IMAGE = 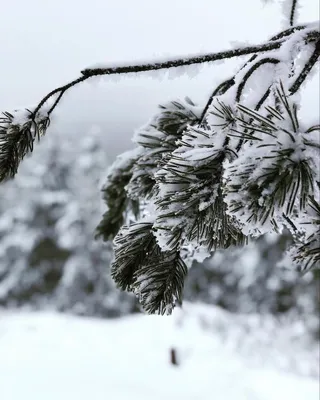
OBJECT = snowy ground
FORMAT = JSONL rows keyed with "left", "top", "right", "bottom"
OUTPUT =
{"left": 0, "top": 304, "right": 318, "bottom": 400}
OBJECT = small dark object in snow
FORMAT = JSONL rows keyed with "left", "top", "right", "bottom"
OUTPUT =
{"left": 170, "top": 348, "right": 179, "bottom": 366}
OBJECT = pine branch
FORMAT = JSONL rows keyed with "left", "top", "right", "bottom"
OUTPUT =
{"left": 81, "top": 41, "right": 284, "bottom": 77}
{"left": 235, "top": 58, "right": 280, "bottom": 102}
{"left": 111, "top": 222, "right": 187, "bottom": 315}
{"left": 270, "top": 24, "right": 307, "bottom": 41}
{"left": 111, "top": 222, "right": 155, "bottom": 291}
{"left": 231, "top": 31, "right": 319, "bottom": 151}
{"left": 127, "top": 98, "right": 201, "bottom": 201}
{"left": 133, "top": 248, "right": 187, "bottom": 315}
{"left": 289, "top": 197, "right": 320, "bottom": 272}
{"left": 97, "top": 97, "right": 202, "bottom": 241}
{"left": 1, "top": 11, "right": 319, "bottom": 313}
{"left": 0, "top": 110, "right": 50, "bottom": 182}
{"left": 36, "top": 37, "right": 285, "bottom": 118}
{"left": 199, "top": 78, "right": 235, "bottom": 125}
{"left": 154, "top": 121, "right": 246, "bottom": 253}
{"left": 234, "top": 87, "right": 272, "bottom": 152}
{"left": 32, "top": 75, "right": 88, "bottom": 118}
{"left": 0, "top": 24, "right": 317, "bottom": 186}
{"left": 199, "top": 23, "right": 314, "bottom": 126}
{"left": 28, "top": 24, "right": 317, "bottom": 124}
{"left": 127, "top": 157, "right": 159, "bottom": 201}
{"left": 224, "top": 83, "right": 319, "bottom": 233}
{"left": 293, "top": 236, "right": 320, "bottom": 272}
{"left": 95, "top": 150, "right": 141, "bottom": 241}
{"left": 143, "top": 97, "right": 200, "bottom": 145}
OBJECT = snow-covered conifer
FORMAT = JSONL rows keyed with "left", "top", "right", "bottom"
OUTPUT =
{"left": 0, "top": 0, "right": 318, "bottom": 314}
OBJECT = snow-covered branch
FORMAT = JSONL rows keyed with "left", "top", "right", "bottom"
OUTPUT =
{"left": 289, "top": 38, "right": 320, "bottom": 94}
{"left": 31, "top": 23, "right": 319, "bottom": 120}
{"left": 34, "top": 38, "right": 285, "bottom": 119}
{"left": 1, "top": 1, "right": 320, "bottom": 315}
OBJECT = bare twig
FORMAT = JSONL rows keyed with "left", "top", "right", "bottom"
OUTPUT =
{"left": 235, "top": 58, "right": 280, "bottom": 102}
{"left": 32, "top": 75, "right": 88, "bottom": 118}
{"left": 289, "top": 0, "right": 298, "bottom": 27}
{"left": 289, "top": 39, "right": 320, "bottom": 94}
{"left": 199, "top": 78, "right": 235, "bottom": 124}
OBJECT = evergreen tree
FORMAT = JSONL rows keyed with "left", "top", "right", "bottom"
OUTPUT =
{"left": 0, "top": 0, "right": 319, "bottom": 314}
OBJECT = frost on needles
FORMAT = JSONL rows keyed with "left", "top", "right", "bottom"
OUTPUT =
{"left": 0, "top": 1, "right": 319, "bottom": 314}
{"left": 101, "top": 82, "right": 319, "bottom": 315}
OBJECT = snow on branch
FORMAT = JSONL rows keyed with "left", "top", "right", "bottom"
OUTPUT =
{"left": 0, "top": 2, "right": 319, "bottom": 314}
{"left": 81, "top": 40, "right": 284, "bottom": 77}
{"left": 99, "top": 21, "right": 319, "bottom": 313}
{"left": 289, "top": 39, "right": 320, "bottom": 94}
{"left": 105, "top": 75, "right": 319, "bottom": 315}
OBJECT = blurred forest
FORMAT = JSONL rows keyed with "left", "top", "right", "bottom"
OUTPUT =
{"left": 0, "top": 128, "right": 318, "bottom": 338}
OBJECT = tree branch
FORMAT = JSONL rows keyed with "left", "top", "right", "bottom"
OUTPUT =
{"left": 235, "top": 58, "right": 280, "bottom": 102}
{"left": 28, "top": 40, "right": 284, "bottom": 121}
{"left": 270, "top": 24, "right": 306, "bottom": 41}
{"left": 289, "top": 39, "right": 320, "bottom": 95}
{"left": 81, "top": 41, "right": 283, "bottom": 78}
{"left": 12, "top": 25, "right": 318, "bottom": 131}
{"left": 197, "top": 24, "right": 312, "bottom": 127}
{"left": 289, "top": 0, "right": 298, "bottom": 27}
{"left": 27, "top": 40, "right": 286, "bottom": 121}
{"left": 199, "top": 54, "right": 261, "bottom": 125}
{"left": 235, "top": 86, "right": 272, "bottom": 152}
{"left": 48, "top": 90, "right": 66, "bottom": 115}
{"left": 199, "top": 78, "right": 235, "bottom": 124}
{"left": 198, "top": 57, "right": 278, "bottom": 128}
{"left": 32, "top": 75, "right": 88, "bottom": 118}
{"left": 27, "top": 24, "right": 317, "bottom": 121}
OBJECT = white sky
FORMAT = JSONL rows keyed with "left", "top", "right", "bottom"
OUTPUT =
{"left": 0, "top": 0, "right": 319, "bottom": 157}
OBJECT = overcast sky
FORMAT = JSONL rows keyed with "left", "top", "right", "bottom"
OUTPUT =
{"left": 0, "top": 0, "right": 319, "bottom": 157}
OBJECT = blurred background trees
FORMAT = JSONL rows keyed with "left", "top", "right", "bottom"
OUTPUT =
{"left": 0, "top": 128, "right": 138, "bottom": 317}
